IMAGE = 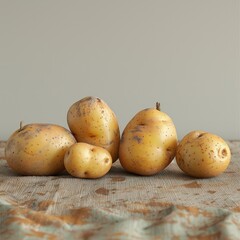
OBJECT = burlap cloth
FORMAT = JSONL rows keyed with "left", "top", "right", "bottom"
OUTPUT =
{"left": 0, "top": 141, "right": 240, "bottom": 239}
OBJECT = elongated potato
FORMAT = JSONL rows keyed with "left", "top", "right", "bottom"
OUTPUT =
{"left": 119, "top": 103, "right": 178, "bottom": 175}
{"left": 5, "top": 123, "right": 76, "bottom": 175}
{"left": 64, "top": 142, "right": 112, "bottom": 178}
{"left": 67, "top": 96, "right": 120, "bottom": 162}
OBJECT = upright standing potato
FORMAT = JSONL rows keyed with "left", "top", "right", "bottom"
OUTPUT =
{"left": 67, "top": 96, "right": 120, "bottom": 162}
{"left": 64, "top": 142, "right": 112, "bottom": 179}
{"left": 119, "top": 103, "right": 178, "bottom": 175}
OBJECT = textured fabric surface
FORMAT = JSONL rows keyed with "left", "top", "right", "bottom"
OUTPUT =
{"left": 0, "top": 141, "right": 240, "bottom": 239}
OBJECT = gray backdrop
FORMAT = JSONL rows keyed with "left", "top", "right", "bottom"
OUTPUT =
{"left": 0, "top": 0, "right": 239, "bottom": 141}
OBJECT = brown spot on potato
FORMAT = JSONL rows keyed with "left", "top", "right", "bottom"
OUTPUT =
{"left": 104, "top": 158, "right": 109, "bottom": 164}
{"left": 221, "top": 148, "right": 227, "bottom": 157}
{"left": 130, "top": 126, "right": 143, "bottom": 133}
{"left": 66, "top": 150, "right": 70, "bottom": 156}
{"left": 95, "top": 187, "right": 109, "bottom": 195}
{"left": 198, "top": 133, "right": 205, "bottom": 138}
{"left": 133, "top": 136, "right": 142, "bottom": 143}
{"left": 166, "top": 148, "right": 175, "bottom": 160}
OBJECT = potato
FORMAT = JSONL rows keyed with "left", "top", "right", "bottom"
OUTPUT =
{"left": 119, "top": 103, "right": 178, "bottom": 176}
{"left": 176, "top": 131, "right": 231, "bottom": 178}
{"left": 67, "top": 96, "right": 120, "bottom": 162}
{"left": 64, "top": 142, "right": 112, "bottom": 178}
{"left": 5, "top": 123, "right": 76, "bottom": 175}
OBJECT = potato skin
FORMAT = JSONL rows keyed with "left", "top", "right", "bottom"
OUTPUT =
{"left": 5, "top": 124, "right": 76, "bottom": 176}
{"left": 67, "top": 96, "right": 120, "bottom": 162}
{"left": 64, "top": 142, "right": 112, "bottom": 178}
{"left": 119, "top": 107, "right": 178, "bottom": 176}
{"left": 176, "top": 131, "right": 231, "bottom": 178}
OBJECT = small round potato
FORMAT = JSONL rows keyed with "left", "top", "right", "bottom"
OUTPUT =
{"left": 176, "top": 131, "right": 231, "bottom": 178}
{"left": 64, "top": 142, "right": 112, "bottom": 179}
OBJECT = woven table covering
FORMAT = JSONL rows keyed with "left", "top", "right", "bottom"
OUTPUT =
{"left": 0, "top": 140, "right": 240, "bottom": 239}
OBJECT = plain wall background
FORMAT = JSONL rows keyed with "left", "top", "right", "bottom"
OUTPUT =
{"left": 0, "top": 0, "right": 239, "bottom": 141}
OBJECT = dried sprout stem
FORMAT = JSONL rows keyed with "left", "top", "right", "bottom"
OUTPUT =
{"left": 156, "top": 102, "right": 161, "bottom": 111}
{"left": 19, "top": 121, "right": 24, "bottom": 131}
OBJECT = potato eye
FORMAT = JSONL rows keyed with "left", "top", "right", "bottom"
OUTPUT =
{"left": 221, "top": 148, "right": 227, "bottom": 157}
{"left": 104, "top": 158, "right": 109, "bottom": 164}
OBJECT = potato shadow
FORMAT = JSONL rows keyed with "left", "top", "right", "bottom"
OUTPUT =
{"left": 0, "top": 159, "right": 208, "bottom": 182}
{"left": 108, "top": 160, "right": 195, "bottom": 180}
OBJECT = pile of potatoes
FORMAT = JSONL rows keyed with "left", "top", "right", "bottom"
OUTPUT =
{"left": 5, "top": 96, "right": 231, "bottom": 179}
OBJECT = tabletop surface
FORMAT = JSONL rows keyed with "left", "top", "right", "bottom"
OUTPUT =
{"left": 0, "top": 141, "right": 240, "bottom": 239}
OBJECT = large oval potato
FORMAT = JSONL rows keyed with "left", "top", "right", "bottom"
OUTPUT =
{"left": 64, "top": 142, "right": 112, "bottom": 178}
{"left": 119, "top": 103, "right": 178, "bottom": 176}
{"left": 67, "top": 96, "right": 120, "bottom": 162}
{"left": 5, "top": 123, "right": 76, "bottom": 175}
{"left": 176, "top": 130, "right": 231, "bottom": 178}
